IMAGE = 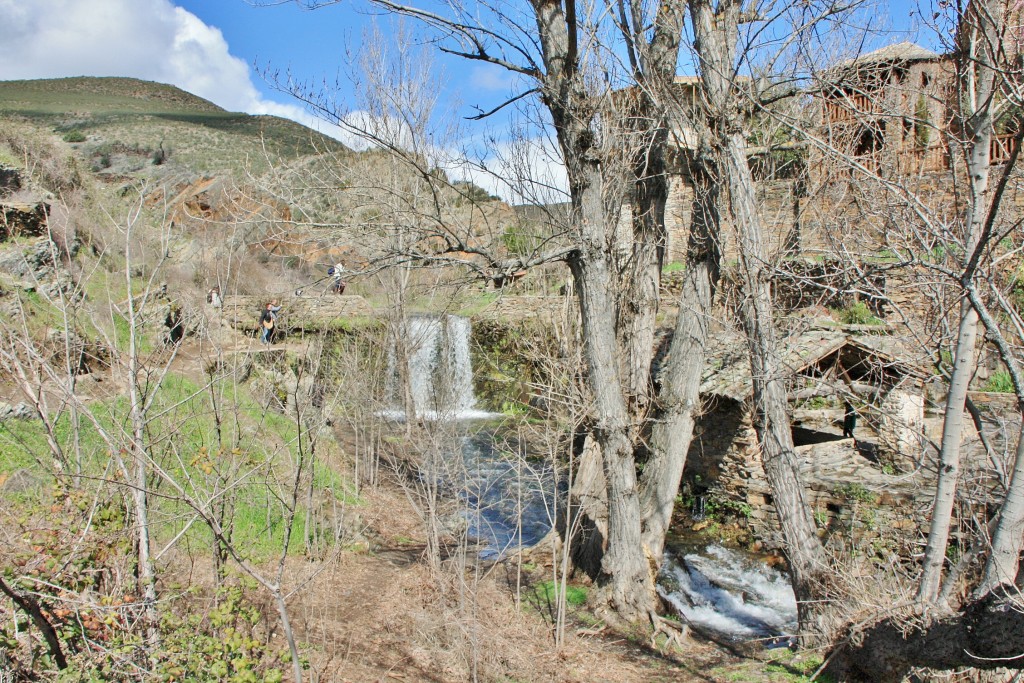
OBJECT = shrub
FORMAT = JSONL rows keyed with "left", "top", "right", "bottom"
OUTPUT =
{"left": 502, "top": 223, "right": 539, "bottom": 256}
{"left": 705, "top": 493, "right": 752, "bottom": 520}
{"left": 834, "top": 483, "right": 877, "bottom": 504}
{"left": 984, "top": 370, "right": 1015, "bottom": 394}
{"left": 62, "top": 129, "right": 87, "bottom": 143}
{"left": 833, "top": 301, "right": 882, "bottom": 326}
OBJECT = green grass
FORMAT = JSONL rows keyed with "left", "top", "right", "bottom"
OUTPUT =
{"left": 662, "top": 261, "right": 686, "bottom": 274}
{"left": 0, "top": 77, "right": 350, "bottom": 179}
{"left": 710, "top": 651, "right": 830, "bottom": 683}
{"left": 527, "top": 580, "right": 588, "bottom": 609}
{"left": 983, "top": 370, "right": 1016, "bottom": 393}
{"left": 1, "top": 368, "right": 355, "bottom": 562}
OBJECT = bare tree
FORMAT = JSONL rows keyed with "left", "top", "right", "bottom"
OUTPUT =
{"left": 784, "top": 0, "right": 1024, "bottom": 676}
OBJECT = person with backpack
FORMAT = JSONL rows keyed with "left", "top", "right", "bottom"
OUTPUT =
{"left": 259, "top": 301, "right": 281, "bottom": 344}
{"left": 327, "top": 263, "right": 346, "bottom": 295}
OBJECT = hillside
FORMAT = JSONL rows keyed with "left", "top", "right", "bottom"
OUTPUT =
{"left": 0, "top": 77, "right": 351, "bottom": 178}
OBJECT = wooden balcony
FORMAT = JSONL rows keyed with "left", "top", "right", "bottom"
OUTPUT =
{"left": 991, "top": 133, "right": 1018, "bottom": 164}
{"left": 895, "top": 144, "right": 949, "bottom": 173}
{"left": 823, "top": 92, "right": 881, "bottom": 123}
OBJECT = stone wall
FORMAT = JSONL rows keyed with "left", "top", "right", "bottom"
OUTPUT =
{"left": 470, "top": 294, "right": 569, "bottom": 325}
{"left": 1, "top": 202, "right": 49, "bottom": 240}
{"left": 686, "top": 395, "right": 925, "bottom": 542}
{"left": 219, "top": 294, "right": 374, "bottom": 332}
{"left": 627, "top": 173, "right": 811, "bottom": 267}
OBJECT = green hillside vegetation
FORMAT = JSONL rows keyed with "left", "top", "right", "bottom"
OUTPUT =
{"left": 0, "top": 77, "right": 350, "bottom": 177}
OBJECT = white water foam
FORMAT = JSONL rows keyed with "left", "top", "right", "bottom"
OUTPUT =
{"left": 657, "top": 544, "right": 798, "bottom": 641}
{"left": 382, "top": 315, "right": 498, "bottom": 421}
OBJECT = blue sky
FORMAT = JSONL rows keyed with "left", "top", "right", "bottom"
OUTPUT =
{"left": 0, "top": 0, "right": 519, "bottom": 135}
{"left": 0, "top": 0, "right": 934, "bottom": 200}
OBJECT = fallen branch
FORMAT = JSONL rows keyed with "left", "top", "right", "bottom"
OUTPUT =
{"left": 0, "top": 577, "right": 68, "bottom": 670}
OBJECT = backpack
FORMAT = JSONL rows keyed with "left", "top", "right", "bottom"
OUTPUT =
{"left": 259, "top": 309, "right": 273, "bottom": 329}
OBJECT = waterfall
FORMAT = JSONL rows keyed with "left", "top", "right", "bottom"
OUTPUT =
{"left": 387, "top": 315, "right": 492, "bottom": 421}
{"left": 691, "top": 495, "right": 707, "bottom": 522}
{"left": 382, "top": 315, "right": 552, "bottom": 559}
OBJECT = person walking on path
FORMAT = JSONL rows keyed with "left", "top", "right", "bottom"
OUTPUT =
{"left": 842, "top": 402, "right": 857, "bottom": 440}
{"left": 327, "top": 263, "right": 346, "bottom": 295}
{"left": 259, "top": 300, "right": 281, "bottom": 345}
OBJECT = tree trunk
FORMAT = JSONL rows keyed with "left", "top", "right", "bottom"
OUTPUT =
{"left": 535, "top": 0, "right": 655, "bottom": 620}
{"left": 917, "top": 0, "right": 999, "bottom": 605}
{"left": 728, "top": 127, "right": 827, "bottom": 636}
{"left": 965, "top": 284, "right": 1024, "bottom": 595}
{"left": 568, "top": 195, "right": 653, "bottom": 617}
{"left": 0, "top": 577, "right": 68, "bottom": 670}
{"left": 918, "top": 299, "right": 980, "bottom": 604}
{"left": 690, "top": 0, "right": 826, "bottom": 637}
{"left": 124, "top": 237, "right": 159, "bottom": 639}
{"left": 274, "top": 591, "right": 304, "bottom": 683}
{"left": 640, "top": 160, "right": 721, "bottom": 559}
{"left": 981, "top": 419, "right": 1024, "bottom": 592}
{"left": 615, "top": 0, "right": 683, "bottom": 417}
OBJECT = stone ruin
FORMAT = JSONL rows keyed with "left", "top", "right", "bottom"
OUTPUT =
{"left": 683, "top": 324, "right": 930, "bottom": 539}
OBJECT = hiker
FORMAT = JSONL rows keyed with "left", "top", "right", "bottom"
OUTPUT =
{"left": 207, "top": 286, "right": 222, "bottom": 308}
{"left": 843, "top": 402, "right": 857, "bottom": 439}
{"left": 164, "top": 304, "right": 184, "bottom": 346}
{"left": 259, "top": 301, "right": 281, "bottom": 345}
{"left": 327, "top": 263, "right": 346, "bottom": 295}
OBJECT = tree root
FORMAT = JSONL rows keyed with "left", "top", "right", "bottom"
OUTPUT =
{"left": 649, "top": 609, "right": 689, "bottom": 652}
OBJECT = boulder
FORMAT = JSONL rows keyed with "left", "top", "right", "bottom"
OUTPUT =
{"left": 0, "top": 401, "right": 35, "bottom": 420}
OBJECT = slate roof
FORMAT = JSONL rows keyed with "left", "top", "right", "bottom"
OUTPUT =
{"left": 856, "top": 42, "right": 941, "bottom": 64}
{"left": 836, "top": 41, "right": 941, "bottom": 70}
{"left": 698, "top": 327, "right": 924, "bottom": 402}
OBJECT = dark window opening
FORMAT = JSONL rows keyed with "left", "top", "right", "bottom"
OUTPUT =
{"left": 855, "top": 124, "right": 885, "bottom": 157}
{"left": 792, "top": 425, "right": 845, "bottom": 447}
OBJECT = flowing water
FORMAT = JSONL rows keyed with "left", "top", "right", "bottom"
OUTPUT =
{"left": 658, "top": 544, "right": 798, "bottom": 643}
{"left": 385, "top": 314, "right": 553, "bottom": 558}
{"left": 385, "top": 315, "right": 792, "bottom": 625}
{"left": 383, "top": 315, "right": 495, "bottom": 421}
{"left": 455, "top": 431, "right": 555, "bottom": 560}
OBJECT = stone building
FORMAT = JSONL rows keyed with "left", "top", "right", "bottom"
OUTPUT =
{"left": 618, "top": 39, "right": 1021, "bottom": 267}
{"left": 683, "top": 324, "right": 927, "bottom": 526}
{"left": 815, "top": 37, "right": 1020, "bottom": 177}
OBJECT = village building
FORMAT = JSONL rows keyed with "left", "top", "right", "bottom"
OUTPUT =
{"left": 616, "top": 39, "right": 1021, "bottom": 268}
{"left": 815, "top": 41, "right": 1019, "bottom": 179}
{"left": 681, "top": 324, "right": 928, "bottom": 528}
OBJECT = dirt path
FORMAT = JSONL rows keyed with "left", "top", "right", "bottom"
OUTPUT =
{"left": 276, "top": 482, "right": 734, "bottom": 683}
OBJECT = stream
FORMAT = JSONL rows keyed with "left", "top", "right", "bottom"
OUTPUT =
{"left": 387, "top": 314, "right": 798, "bottom": 641}
{"left": 658, "top": 544, "right": 798, "bottom": 643}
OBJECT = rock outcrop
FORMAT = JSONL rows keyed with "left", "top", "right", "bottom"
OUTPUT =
{"left": 1, "top": 202, "right": 49, "bottom": 240}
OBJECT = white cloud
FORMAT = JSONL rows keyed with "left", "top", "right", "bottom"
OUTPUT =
{"left": 468, "top": 65, "right": 516, "bottom": 92}
{"left": 453, "top": 134, "right": 569, "bottom": 206}
{"left": 0, "top": 0, "right": 361, "bottom": 144}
